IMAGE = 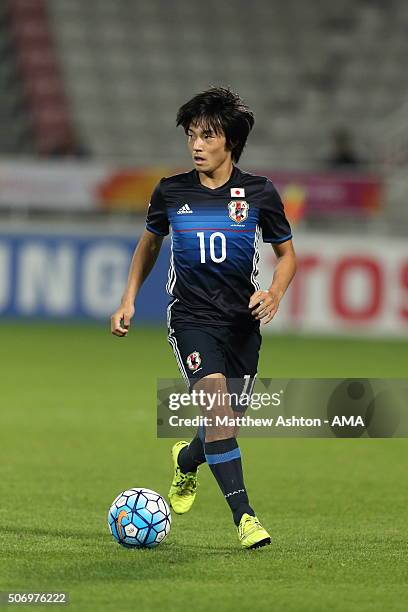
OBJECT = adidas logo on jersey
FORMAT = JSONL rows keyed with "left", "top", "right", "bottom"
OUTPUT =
{"left": 177, "top": 204, "right": 193, "bottom": 214}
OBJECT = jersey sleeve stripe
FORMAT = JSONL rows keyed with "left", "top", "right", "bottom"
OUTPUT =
{"left": 263, "top": 233, "right": 292, "bottom": 244}
{"left": 146, "top": 224, "right": 167, "bottom": 236}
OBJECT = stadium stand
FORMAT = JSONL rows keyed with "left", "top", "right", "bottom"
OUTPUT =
{"left": 10, "top": 0, "right": 73, "bottom": 155}
{"left": 45, "top": 0, "right": 408, "bottom": 168}
{"left": 0, "top": 0, "right": 34, "bottom": 154}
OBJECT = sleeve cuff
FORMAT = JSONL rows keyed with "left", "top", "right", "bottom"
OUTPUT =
{"left": 146, "top": 224, "right": 168, "bottom": 237}
{"left": 263, "top": 233, "right": 292, "bottom": 244}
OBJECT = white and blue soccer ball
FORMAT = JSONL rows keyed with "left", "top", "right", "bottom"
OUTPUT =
{"left": 108, "top": 488, "right": 171, "bottom": 549}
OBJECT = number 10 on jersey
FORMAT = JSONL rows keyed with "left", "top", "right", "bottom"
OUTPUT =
{"left": 196, "top": 232, "right": 226, "bottom": 264}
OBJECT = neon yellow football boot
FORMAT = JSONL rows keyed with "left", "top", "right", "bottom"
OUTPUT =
{"left": 238, "top": 513, "right": 271, "bottom": 549}
{"left": 168, "top": 441, "right": 198, "bottom": 514}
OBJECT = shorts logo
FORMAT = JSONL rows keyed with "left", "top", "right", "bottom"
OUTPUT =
{"left": 228, "top": 200, "right": 249, "bottom": 223}
{"left": 186, "top": 351, "right": 201, "bottom": 371}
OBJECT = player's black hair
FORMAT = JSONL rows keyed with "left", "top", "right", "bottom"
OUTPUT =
{"left": 176, "top": 86, "right": 255, "bottom": 163}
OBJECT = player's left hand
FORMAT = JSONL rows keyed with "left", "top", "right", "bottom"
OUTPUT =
{"left": 249, "top": 289, "right": 281, "bottom": 324}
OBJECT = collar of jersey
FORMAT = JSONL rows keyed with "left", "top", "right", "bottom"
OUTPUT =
{"left": 193, "top": 165, "right": 240, "bottom": 193}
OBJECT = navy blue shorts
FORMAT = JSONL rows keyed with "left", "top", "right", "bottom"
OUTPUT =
{"left": 168, "top": 323, "right": 262, "bottom": 411}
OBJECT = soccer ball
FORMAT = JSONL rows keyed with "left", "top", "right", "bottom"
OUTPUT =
{"left": 108, "top": 488, "right": 171, "bottom": 548}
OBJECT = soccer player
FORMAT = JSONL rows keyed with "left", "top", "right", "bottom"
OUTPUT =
{"left": 111, "top": 87, "right": 297, "bottom": 549}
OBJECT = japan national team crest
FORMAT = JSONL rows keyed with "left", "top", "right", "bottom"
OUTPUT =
{"left": 228, "top": 200, "right": 249, "bottom": 223}
{"left": 186, "top": 351, "right": 201, "bottom": 372}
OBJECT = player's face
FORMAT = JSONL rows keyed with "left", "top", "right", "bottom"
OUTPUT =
{"left": 187, "top": 124, "right": 232, "bottom": 173}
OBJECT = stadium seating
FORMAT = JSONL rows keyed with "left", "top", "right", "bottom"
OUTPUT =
{"left": 0, "top": 1, "right": 34, "bottom": 154}
{"left": 44, "top": 0, "right": 408, "bottom": 167}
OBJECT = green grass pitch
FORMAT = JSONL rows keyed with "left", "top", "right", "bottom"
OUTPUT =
{"left": 0, "top": 323, "right": 407, "bottom": 611}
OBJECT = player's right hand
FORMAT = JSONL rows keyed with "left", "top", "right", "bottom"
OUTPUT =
{"left": 111, "top": 303, "right": 135, "bottom": 337}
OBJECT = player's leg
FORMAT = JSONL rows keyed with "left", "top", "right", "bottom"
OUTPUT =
{"left": 169, "top": 325, "right": 224, "bottom": 475}
{"left": 196, "top": 371, "right": 269, "bottom": 548}
{"left": 195, "top": 372, "right": 255, "bottom": 521}
{"left": 225, "top": 326, "right": 262, "bottom": 435}
{"left": 223, "top": 327, "right": 271, "bottom": 548}
{"left": 177, "top": 424, "right": 206, "bottom": 474}
{"left": 167, "top": 326, "right": 224, "bottom": 513}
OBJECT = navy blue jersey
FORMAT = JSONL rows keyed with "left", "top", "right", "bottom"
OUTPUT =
{"left": 145, "top": 166, "right": 292, "bottom": 328}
